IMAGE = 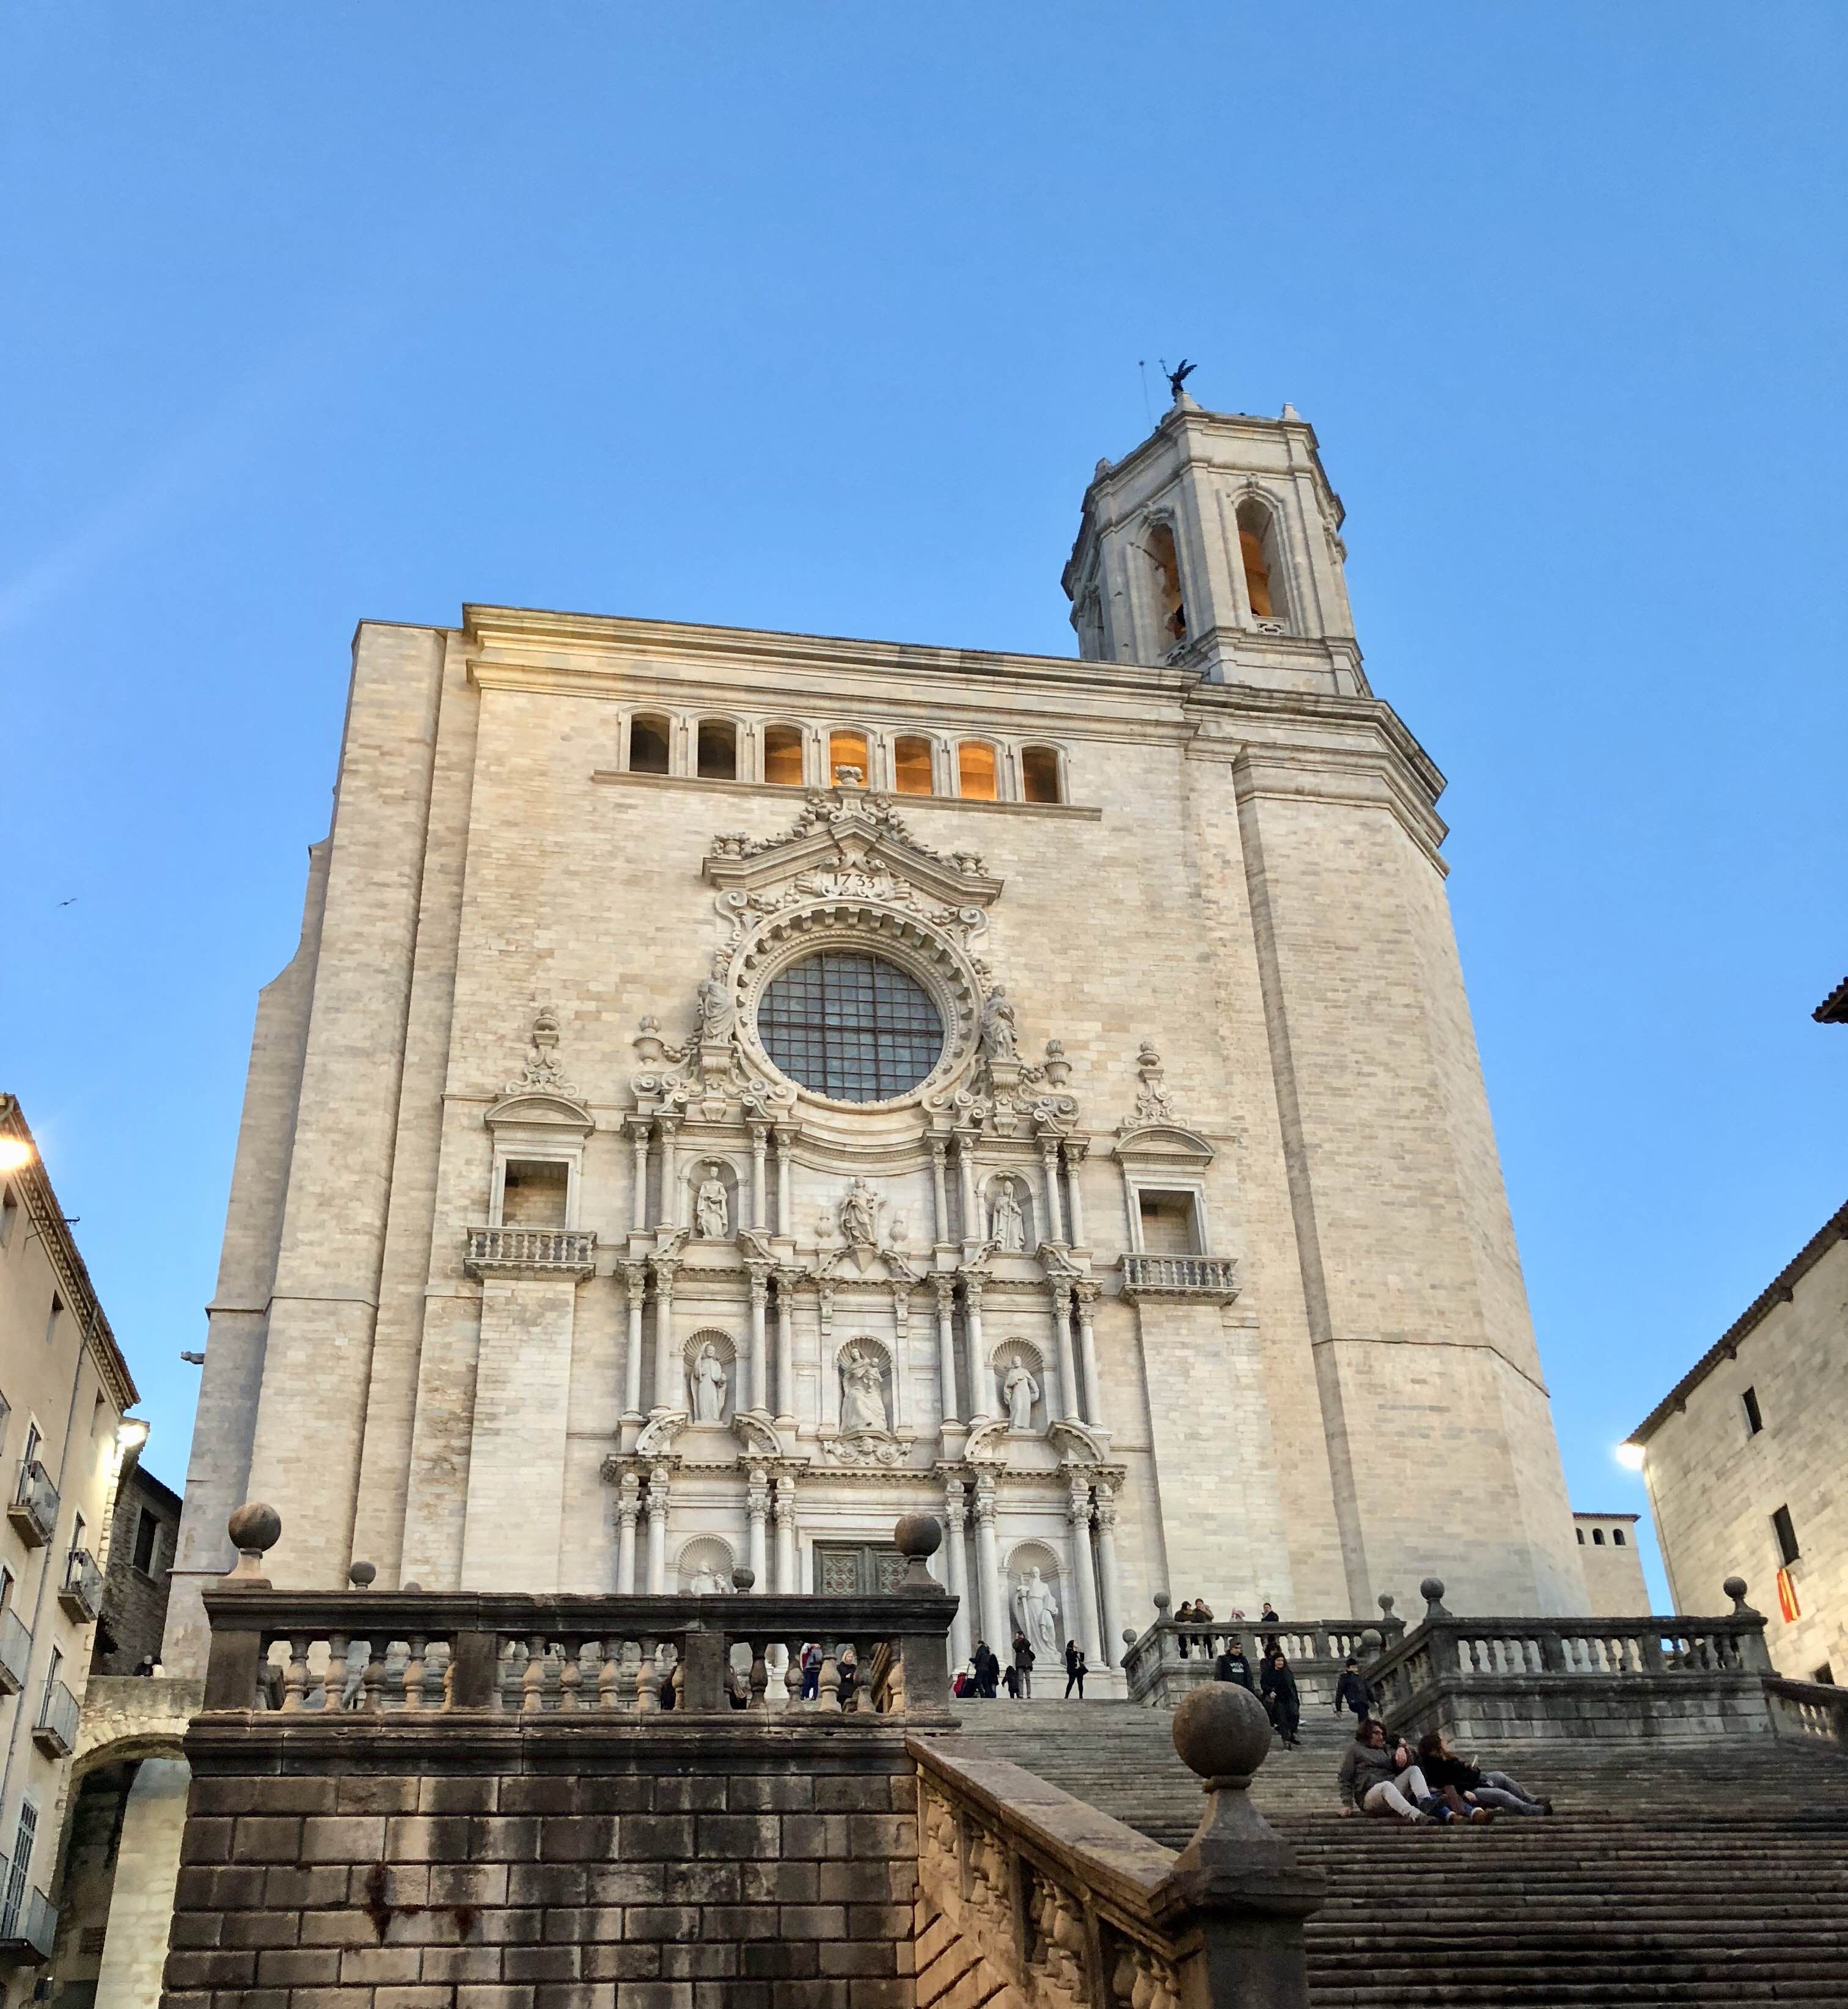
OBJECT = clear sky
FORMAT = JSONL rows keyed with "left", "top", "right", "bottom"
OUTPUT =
{"left": 2, "top": 4, "right": 1842, "bottom": 1608}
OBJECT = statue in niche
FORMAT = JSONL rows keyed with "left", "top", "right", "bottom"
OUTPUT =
{"left": 688, "top": 1563, "right": 729, "bottom": 1595}
{"left": 839, "top": 1349, "right": 889, "bottom": 1435}
{"left": 694, "top": 1170, "right": 730, "bottom": 1240}
{"left": 979, "top": 987, "right": 1019, "bottom": 1063}
{"left": 839, "top": 1179, "right": 880, "bottom": 1247}
{"left": 1002, "top": 1359, "right": 1040, "bottom": 1432}
{"left": 1013, "top": 1567, "right": 1061, "bottom": 1663}
{"left": 988, "top": 1177, "right": 1025, "bottom": 1253}
{"left": 689, "top": 1344, "right": 728, "bottom": 1424}
{"left": 696, "top": 975, "right": 733, "bottom": 1040}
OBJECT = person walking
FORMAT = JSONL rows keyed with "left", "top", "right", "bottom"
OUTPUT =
{"left": 1064, "top": 1639, "right": 1087, "bottom": 1698}
{"left": 1011, "top": 1630, "right": 1036, "bottom": 1700}
{"left": 1334, "top": 1656, "right": 1376, "bottom": 1722}
{"left": 799, "top": 1641, "right": 822, "bottom": 1700}
{"left": 1212, "top": 1636, "right": 1255, "bottom": 1691}
{"left": 1260, "top": 1645, "right": 1301, "bottom": 1747}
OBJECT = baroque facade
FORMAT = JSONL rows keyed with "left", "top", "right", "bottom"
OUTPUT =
{"left": 167, "top": 392, "right": 1588, "bottom": 1691}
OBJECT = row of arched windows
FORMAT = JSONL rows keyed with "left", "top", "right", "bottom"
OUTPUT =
{"left": 623, "top": 716, "right": 1067, "bottom": 804}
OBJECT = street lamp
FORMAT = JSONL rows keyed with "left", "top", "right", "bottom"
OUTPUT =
{"left": 0, "top": 1137, "right": 33, "bottom": 1176}
{"left": 1614, "top": 1442, "right": 1645, "bottom": 1472}
{"left": 116, "top": 1417, "right": 150, "bottom": 1457}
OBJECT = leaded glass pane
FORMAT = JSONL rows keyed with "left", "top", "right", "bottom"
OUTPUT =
{"left": 758, "top": 953, "right": 944, "bottom": 1102}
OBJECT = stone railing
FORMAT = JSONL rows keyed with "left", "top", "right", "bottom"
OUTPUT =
{"left": 912, "top": 1685, "right": 1322, "bottom": 2009}
{"left": 462, "top": 1224, "right": 597, "bottom": 1278}
{"left": 1766, "top": 1675, "right": 1848, "bottom": 1751}
{"left": 202, "top": 1504, "right": 955, "bottom": 1721}
{"left": 1123, "top": 1594, "right": 1405, "bottom": 1708}
{"left": 1119, "top": 1253, "right": 1240, "bottom": 1300}
{"left": 1367, "top": 1575, "right": 1777, "bottom": 1743}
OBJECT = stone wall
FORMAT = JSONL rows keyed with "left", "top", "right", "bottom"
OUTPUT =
{"left": 162, "top": 1718, "right": 919, "bottom": 2009}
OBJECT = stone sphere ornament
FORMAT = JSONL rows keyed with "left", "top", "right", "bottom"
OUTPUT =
{"left": 732, "top": 1566, "right": 756, "bottom": 1593}
{"left": 894, "top": 1513, "right": 944, "bottom": 1589}
{"left": 348, "top": 1561, "right": 376, "bottom": 1589}
{"left": 1172, "top": 1681, "right": 1273, "bottom": 1787}
{"left": 228, "top": 1502, "right": 281, "bottom": 1554}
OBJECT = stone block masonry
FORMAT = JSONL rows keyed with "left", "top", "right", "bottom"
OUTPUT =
{"left": 162, "top": 1716, "right": 922, "bottom": 2009}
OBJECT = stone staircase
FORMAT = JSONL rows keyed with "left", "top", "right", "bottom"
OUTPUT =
{"left": 933, "top": 1697, "right": 1848, "bottom": 2005}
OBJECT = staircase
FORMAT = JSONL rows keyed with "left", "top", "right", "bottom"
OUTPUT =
{"left": 932, "top": 1697, "right": 1848, "bottom": 2005}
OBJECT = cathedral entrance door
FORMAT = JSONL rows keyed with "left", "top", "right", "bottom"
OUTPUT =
{"left": 812, "top": 1542, "right": 906, "bottom": 1595}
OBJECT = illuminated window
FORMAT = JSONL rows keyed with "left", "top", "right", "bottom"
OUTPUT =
{"left": 1021, "top": 747, "right": 1061, "bottom": 804}
{"left": 628, "top": 715, "right": 670, "bottom": 775}
{"left": 893, "top": 736, "right": 934, "bottom": 796}
{"left": 696, "top": 720, "right": 736, "bottom": 781}
{"left": 956, "top": 742, "right": 997, "bottom": 800}
{"left": 763, "top": 726, "right": 804, "bottom": 786}
{"left": 758, "top": 953, "right": 944, "bottom": 1103}
{"left": 829, "top": 731, "right": 870, "bottom": 785}
{"left": 1146, "top": 522, "right": 1186, "bottom": 643}
{"left": 1236, "top": 499, "right": 1286, "bottom": 626}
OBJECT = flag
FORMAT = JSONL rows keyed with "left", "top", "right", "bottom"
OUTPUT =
{"left": 1777, "top": 1567, "right": 1800, "bottom": 1623}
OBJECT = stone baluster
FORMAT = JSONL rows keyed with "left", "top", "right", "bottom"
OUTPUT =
{"left": 598, "top": 1639, "right": 622, "bottom": 1710}
{"left": 930, "top": 1138, "right": 951, "bottom": 1244}
{"left": 324, "top": 1631, "right": 349, "bottom": 1712}
{"left": 403, "top": 1635, "right": 428, "bottom": 1711}
{"left": 1050, "top": 1281, "right": 1079, "bottom": 1422}
{"left": 558, "top": 1641, "right": 582, "bottom": 1712}
{"left": 635, "top": 1641, "right": 659, "bottom": 1713}
{"left": 620, "top": 1264, "right": 648, "bottom": 1420}
{"left": 522, "top": 1636, "right": 547, "bottom": 1713}
{"left": 748, "top": 1122, "right": 769, "bottom": 1233}
{"left": 931, "top": 1276, "right": 960, "bottom": 1431}
{"left": 818, "top": 1648, "right": 842, "bottom": 1713}
{"left": 974, "top": 1476, "right": 1007, "bottom": 1653}
{"left": 1062, "top": 1137, "right": 1088, "bottom": 1248}
{"left": 1074, "top": 1284, "right": 1104, "bottom": 1430}
{"left": 774, "top": 1123, "right": 796, "bottom": 1237}
{"left": 1094, "top": 1484, "right": 1123, "bottom": 1663}
{"left": 963, "top": 1277, "right": 989, "bottom": 1419}
{"left": 773, "top": 1474, "right": 798, "bottom": 1591}
{"left": 627, "top": 1117, "right": 652, "bottom": 1234}
{"left": 955, "top": 1130, "right": 980, "bottom": 1242}
{"left": 646, "top": 1466, "right": 670, "bottom": 1594}
{"left": 746, "top": 1266, "right": 771, "bottom": 1415}
{"left": 280, "top": 1636, "right": 309, "bottom": 1713}
{"left": 1038, "top": 1137, "right": 1066, "bottom": 1244}
{"left": 944, "top": 1478, "right": 973, "bottom": 1670}
{"left": 615, "top": 1474, "right": 640, "bottom": 1594}
{"left": 656, "top": 1114, "right": 680, "bottom": 1229}
{"left": 650, "top": 1259, "right": 678, "bottom": 1414}
{"left": 1066, "top": 1481, "right": 1103, "bottom": 1666}
{"left": 361, "top": 1649, "right": 384, "bottom": 1714}
{"left": 746, "top": 1469, "right": 770, "bottom": 1592}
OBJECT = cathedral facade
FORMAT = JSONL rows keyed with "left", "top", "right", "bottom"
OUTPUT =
{"left": 167, "top": 393, "right": 1588, "bottom": 1683}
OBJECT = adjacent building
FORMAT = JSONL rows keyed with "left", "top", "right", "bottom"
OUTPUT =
{"left": 0, "top": 1097, "right": 142, "bottom": 1988}
{"left": 1629, "top": 1202, "right": 1848, "bottom": 1685}
{"left": 1572, "top": 1512, "right": 1648, "bottom": 1618}
{"left": 90, "top": 1465, "right": 180, "bottom": 1679}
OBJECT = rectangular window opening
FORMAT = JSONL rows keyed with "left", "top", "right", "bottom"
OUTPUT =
{"left": 1137, "top": 1191, "right": 1198, "bottom": 1256}
{"left": 501, "top": 1160, "right": 570, "bottom": 1229}
{"left": 132, "top": 1509, "right": 159, "bottom": 1575}
{"left": 1772, "top": 1505, "right": 1800, "bottom": 1568}
{"left": 1742, "top": 1385, "right": 1764, "bottom": 1435}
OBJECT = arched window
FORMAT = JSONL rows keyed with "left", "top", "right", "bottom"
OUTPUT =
{"left": 829, "top": 730, "right": 869, "bottom": 786}
{"left": 628, "top": 714, "right": 670, "bottom": 775}
{"left": 956, "top": 741, "right": 998, "bottom": 800}
{"left": 1592, "top": 1528, "right": 1606, "bottom": 1546}
{"left": 697, "top": 720, "right": 737, "bottom": 781}
{"left": 1236, "top": 499, "right": 1286, "bottom": 625}
{"left": 893, "top": 735, "right": 934, "bottom": 797}
{"left": 1145, "top": 521, "right": 1186, "bottom": 643}
{"left": 763, "top": 725, "right": 804, "bottom": 786}
{"left": 1021, "top": 746, "right": 1062, "bottom": 805}
{"left": 1612, "top": 1528, "right": 1627, "bottom": 1547}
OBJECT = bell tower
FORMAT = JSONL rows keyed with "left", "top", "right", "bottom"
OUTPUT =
{"left": 1062, "top": 388, "right": 1367, "bottom": 697}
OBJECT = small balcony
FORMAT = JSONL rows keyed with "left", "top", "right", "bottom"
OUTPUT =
{"left": 1118, "top": 1253, "right": 1240, "bottom": 1301}
{"left": 57, "top": 1549, "right": 103, "bottom": 1623}
{"left": 6, "top": 1463, "right": 57, "bottom": 1550}
{"left": 464, "top": 1225, "right": 596, "bottom": 1280}
{"left": 0, "top": 1612, "right": 31, "bottom": 1697}
{"left": 0, "top": 1881, "right": 57, "bottom": 1965}
{"left": 31, "top": 1679, "right": 78, "bottom": 1759}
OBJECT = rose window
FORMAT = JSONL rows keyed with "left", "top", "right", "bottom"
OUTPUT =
{"left": 756, "top": 951, "right": 944, "bottom": 1103}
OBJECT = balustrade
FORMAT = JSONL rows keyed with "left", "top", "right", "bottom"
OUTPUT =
{"left": 1765, "top": 1675, "right": 1848, "bottom": 1751}
{"left": 1118, "top": 1253, "right": 1239, "bottom": 1299}
{"left": 1121, "top": 1609, "right": 1402, "bottom": 1708}
{"left": 463, "top": 1225, "right": 597, "bottom": 1278}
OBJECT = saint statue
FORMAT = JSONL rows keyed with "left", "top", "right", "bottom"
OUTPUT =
{"left": 694, "top": 1172, "right": 729, "bottom": 1240}
{"left": 839, "top": 1349, "right": 889, "bottom": 1434}
{"left": 688, "top": 1563, "right": 728, "bottom": 1595}
{"left": 1013, "top": 1566, "right": 1060, "bottom": 1663}
{"left": 839, "top": 1179, "right": 879, "bottom": 1246}
{"left": 988, "top": 1177, "right": 1025, "bottom": 1253}
{"left": 696, "top": 975, "right": 733, "bottom": 1037}
{"left": 979, "top": 987, "right": 1019, "bottom": 1063}
{"left": 1002, "top": 1360, "right": 1039, "bottom": 1432}
{"left": 689, "top": 1343, "right": 728, "bottom": 1424}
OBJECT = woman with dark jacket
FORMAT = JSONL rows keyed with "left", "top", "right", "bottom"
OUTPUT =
{"left": 1417, "top": 1731, "right": 1550, "bottom": 1815}
{"left": 1065, "top": 1639, "right": 1087, "bottom": 1698}
{"left": 1260, "top": 1646, "right": 1300, "bottom": 1746}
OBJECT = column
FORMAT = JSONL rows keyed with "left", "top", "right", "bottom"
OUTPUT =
{"left": 615, "top": 1474, "right": 640, "bottom": 1592}
{"left": 1050, "top": 1281, "right": 1080, "bottom": 1423}
{"left": 955, "top": 1131, "right": 979, "bottom": 1242}
{"left": 1039, "top": 1138, "right": 1066, "bottom": 1245}
{"left": 1062, "top": 1138, "right": 1088, "bottom": 1248}
{"left": 974, "top": 1477, "right": 1007, "bottom": 1652}
{"left": 963, "top": 1278, "right": 990, "bottom": 1419}
{"left": 930, "top": 1140, "right": 951, "bottom": 1244}
{"left": 645, "top": 1466, "right": 670, "bottom": 1593}
{"left": 1075, "top": 1285, "right": 1105, "bottom": 1430}
{"left": 746, "top": 1469, "right": 769, "bottom": 1592}
{"left": 944, "top": 1478, "right": 972, "bottom": 1668}
{"left": 651, "top": 1259, "right": 678, "bottom": 1413}
{"left": 749, "top": 1124, "right": 769, "bottom": 1232}
{"left": 1094, "top": 1483, "right": 1123, "bottom": 1662}
{"left": 773, "top": 1474, "right": 798, "bottom": 1590}
{"left": 621, "top": 1265, "right": 647, "bottom": 1419}
{"left": 774, "top": 1271, "right": 799, "bottom": 1423}
{"left": 747, "top": 1268, "right": 771, "bottom": 1414}
{"left": 656, "top": 1116, "right": 681, "bottom": 1229}
{"left": 774, "top": 1124, "right": 795, "bottom": 1236}
{"left": 932, "top": 1276, "right": 960, "bottom": 1429}
{"left": 1067, "top": 1479, "right": 1103, "bottom": 1665}
{"left": 890, "top": 1288, "right": 909, "bottom": 1432}
{"left": 820, "top": 1286, "right": 841, "bottom": 1432}
{"left": 628, "top": 1119, "right": 652, "bottom": 1234}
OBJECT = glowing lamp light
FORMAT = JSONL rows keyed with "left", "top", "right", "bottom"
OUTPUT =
{"left": 1614, "top": 1442, "right": 1646, "bottom": 1473}
{"left": 116, "top": 1417, "right": 151, "bottom": 1455}
{"left": 0, "top": 1136, "right": 33, "bottom": 1176}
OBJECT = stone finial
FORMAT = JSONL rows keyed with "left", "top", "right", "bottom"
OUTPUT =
{"left": 732, "top": 1567, "right": 756, "bottom": 1593}
{"left": 348, "top": 1561, "right": 376, "bottom": 1589}
{"left": 225, "top": 1502, "right": 280, "bottom": 1588}
{"left": 1121, "top": 1628, "right": 1138, "bottom": 1647}
{"left": 1358, "top": 1627, "right": 1382, "bottom": 1659}
{"left": 1419, "top": 1576, "right": 1451, "bottom": 1622}
{"left": 1165, "top": 1683, "right": 1323, "bottom": 1917}
{"left": 1377, "top": 1592, "right": 1395, "bottom": 1616}
{"left": 1282, "top": 401, "right": 1301, "bottom": 421}
{"left": 1153, "top": 1590, "right": 1172, "bottom": 1616}
{"left": 402, "top": 1582, "right": 423, "bottom": 1594}
{"left": 1724, "top": 1576, "right": 1758, "bottom": 1617}
{"left": 1173, "top": 1683, "right": 1272, "bottom": 1791}
{"left": 894, "top": 1513, "right": 945, "bottom": 1590}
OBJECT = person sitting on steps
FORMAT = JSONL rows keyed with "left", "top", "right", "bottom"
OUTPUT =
{"left": 1417, "top": 1730, "right": 1552, "bottom": 1815}
{"left": 1338, "top": 1718, "right": 1462, "bottom": 1824}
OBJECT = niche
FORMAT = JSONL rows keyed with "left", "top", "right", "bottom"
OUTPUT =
{"left": 991, "top": 1340, "right": 1047, "bottom": 1433}
{"left": 687, "top": 1159, "right": 740, "bottom": 1240}
{"left": 982, "top": 1173, "right": 1035, "bottom": 1254}
{"left": 684, "top": 1330, "right": 738, "bottom": 1425}
{"left": 676, "top": 1535, "right": 736, "bottom": 1595}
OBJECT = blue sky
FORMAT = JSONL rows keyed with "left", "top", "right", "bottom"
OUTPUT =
{"left": 2, "top": 5, "right": 1842, "bottom": 1608}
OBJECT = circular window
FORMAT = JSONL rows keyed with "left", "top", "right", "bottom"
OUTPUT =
{"left": 757, "top": 951, "right": 945, "bottom": 1103}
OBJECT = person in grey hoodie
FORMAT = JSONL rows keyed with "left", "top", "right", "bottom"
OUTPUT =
{"left": 1336, "top": 1718, "right": 1451, "bottom": 1823}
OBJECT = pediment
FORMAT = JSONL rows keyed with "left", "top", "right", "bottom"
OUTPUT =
{"left": 1113, "top": 1122, "right": 1214, "bottom": 1168}
{"left": 485, "top": 1089, "right": 596, "bottom": 1133}
{"left": 703, "top": 789, "right": 1003, "bottom": 910}
{"left": 817, "top": 1242, "right": 923, "bottom": 1286}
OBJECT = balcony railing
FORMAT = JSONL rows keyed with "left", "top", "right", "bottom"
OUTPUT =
{"left": 6, "top": 1463, "right": 57, "bottom": 1550}
{"left": 0, "top": 1871, "right": 56, "bottom": 1965}
{"left": 31, "top": 1680, "right": 78, "bottom": 1758}
{"left": 463, "top": 1226, "right": 597, "bottom": 1279}
{"left": 1121, "top": 1608, "right": 1406, "bottom": 1707}
{"left": 1118, "top": 1253, "right": 1240, "bottom": 1300}
{"left": 57, "top": 1549, "right": 103, "bottom": 1623}
{"left": 0, "top": 1612, "right": 30, "bottom": 1697}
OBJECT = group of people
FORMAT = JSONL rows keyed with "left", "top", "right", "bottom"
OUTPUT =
{"left": 953, "top": 1633, "right": 1090, "bottom": 1699}
{"left": 1338, "top": 1718, "right": 1553, "bottom": 1824}
{"left": 1209, "top": 1631, "right": 1302, "bottom": 1746}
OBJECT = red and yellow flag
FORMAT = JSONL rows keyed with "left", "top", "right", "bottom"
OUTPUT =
{"left": 1777, "top": 1567, "right": 1800, "bottom": 1623}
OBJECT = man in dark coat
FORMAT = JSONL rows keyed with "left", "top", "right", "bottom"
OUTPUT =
{"left": 1212, "top": 1637, "right": 1255, "bottom": 1691}
{"left": 970, "top": 1639, "right": 1000, "bottom": 1699}
{"left": 1334, "top": 1656, "right": 1376, "bottom": 1721}
{"left": 1260, "top": 1646, "right": 1301, "bottom": 1746}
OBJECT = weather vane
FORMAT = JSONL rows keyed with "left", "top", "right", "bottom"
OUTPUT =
{"left": 1160, "top": 357, "right": 1197, "bottom": 403}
